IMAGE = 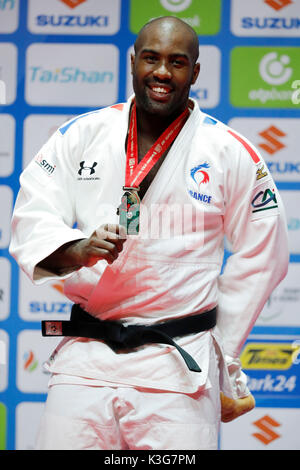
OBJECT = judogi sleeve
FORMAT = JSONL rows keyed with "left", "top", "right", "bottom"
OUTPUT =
{"left": 216, "top": 130, "right": 289, "bottom": 399}
{"left": 9, "top": 121, "right": 87, "bottom": 284}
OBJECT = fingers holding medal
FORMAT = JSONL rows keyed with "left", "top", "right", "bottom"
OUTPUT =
{"left": 78, "top": 224, "right": 127, "bottom": 267}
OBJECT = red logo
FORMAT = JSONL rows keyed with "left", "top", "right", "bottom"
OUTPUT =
{"left": 252, "top": 415, "right": 281, "bottom": 445}
{"left": 60, "top": 0, "right": 87, "bottom": 8}
{"left": 264, "top": 0, "right": 293, "bottom": 11}
{"left": 190, "top": 163, "right": 210, "bottom": 187}
{"left": 258, "top": 126, "right": 286, "bottom": 155}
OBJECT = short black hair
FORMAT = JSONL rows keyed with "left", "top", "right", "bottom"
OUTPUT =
{"left": 134, "top": 16, "right": 199, "bottom": 64}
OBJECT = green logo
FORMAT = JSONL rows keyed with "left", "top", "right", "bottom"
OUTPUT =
{"left": 231, "top": 47, "right": 300, "bottom": 108}
{"left": 130, "top": 0, "right": 221, "bottom": 35}
{"left": 0, "top": 403, "right": 6, "bottom": 450}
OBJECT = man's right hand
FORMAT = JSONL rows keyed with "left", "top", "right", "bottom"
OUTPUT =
{"left": 73, "top": 223, "right": 127, "bottom": 267}
{"left": 37, "top": 223, "right": 127, "bottom": 275}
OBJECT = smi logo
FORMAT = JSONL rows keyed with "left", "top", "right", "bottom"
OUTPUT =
{"left": 190, "top": 162, "right": 210, "bottom": 188}
{"left": 35, "top": 153, "right": 56, "bottom": 176}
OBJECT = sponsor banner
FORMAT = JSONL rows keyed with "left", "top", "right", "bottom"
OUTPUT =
{"left": 257, "top": 264, "right": 300, "bottom": 327}
{"left": 0, "top": 329, "right": 9, "bottom": 392}
{"left": 0, "top": 114, "right": 15, "bottom": 177}
{"left": 0, "top": 0, "right": 19, "bottom": 34}
{"left": 240, "top": 336, "right": 300, "bottom": 400}
{"left": 230, "top": 47, "right": 300, "bottom": 108}
{"left": 17, "top": 329, "right": 60, "bottom": 393}
{"left": 28, "top": 0, "right": 120, "bottom": 35}
{"left": 129, "top": 0, "right": 221, "bottom": 35}
{"left": 0, "top": 186, "right": 13, "bottom": 249}
{"left": 19, "top": 270, "right": 72, "bottom": 321}
{"left": 0, "top": 42, "right": 17, "bottom": 105}
{"left": 23, "top": 114, "right": 74, "bottom": 169}
{"left": 15, "top": 402, "right": 45, "bottom": 450}
{"left": 228, "top": 118, "right": 300, "bottom": 182}
{"left": 126, "top": 45, "right": 221, "bottom": 108}
{"left": 0, "top": 402, "right": 6, "bottom": 450}
{"left": 25, "top": 43, "right": 119, "bottom": 107}
{"left": 220, "top": 407, "right": 300, "bottom": 450}
{"left": 231, "top": 0, "right": 300, "bottom": 37}
{"left": 189, "top": 46, "right": 220, "bottom": 108}
{"left": 0, "top": 257, "right": 11, "bottom": 321}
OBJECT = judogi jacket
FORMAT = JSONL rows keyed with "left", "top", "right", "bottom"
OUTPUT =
{"left": 9, "top": 97, "right": 289, "bottom": 398}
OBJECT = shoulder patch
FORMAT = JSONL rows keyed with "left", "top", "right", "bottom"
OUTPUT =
{"left": 250, "top": 180, "right": 279, "bottom": 221}
{"left": 227, "top": 129, "right": 260, "bottom": 164}
{"left": 203, "top": 116, "right": 217, "bottom": 125}
{"left": 59, "top": 110, "right": 101, "bottom": 136}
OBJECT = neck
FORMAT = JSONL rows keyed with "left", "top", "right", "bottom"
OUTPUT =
{"left": 135, "top": 104, "right": 188, "bottom": 141}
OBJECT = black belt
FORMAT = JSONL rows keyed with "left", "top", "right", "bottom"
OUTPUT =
{"left": 41, "top": 304, "right": 217, "bottom": 373}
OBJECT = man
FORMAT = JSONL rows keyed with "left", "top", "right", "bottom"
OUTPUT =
{"left": 10, "top": 16, "right": 288, "bottom": 450}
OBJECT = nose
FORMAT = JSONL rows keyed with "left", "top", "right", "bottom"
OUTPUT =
{"left": 153, "top": 60, "right": 172, "bottom": 80}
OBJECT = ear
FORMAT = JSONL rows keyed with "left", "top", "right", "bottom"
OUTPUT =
{"left": 191, "top": 62, "right": 200, "bottom": 85}
{"left": 130, "top": 53, "right": 135, "bottom": 75}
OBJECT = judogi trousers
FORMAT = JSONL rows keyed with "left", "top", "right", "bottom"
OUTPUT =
{"left": 35, "top": 346, "right": 221, "bottom": 450}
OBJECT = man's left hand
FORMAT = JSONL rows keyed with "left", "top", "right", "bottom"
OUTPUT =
{"left": 220, "top": 392, "right": 255, "bottom": 423}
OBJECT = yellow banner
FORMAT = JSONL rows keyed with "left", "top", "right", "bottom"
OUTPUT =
{"left": 240, "top": 343, "right": 300, "bottom": 370}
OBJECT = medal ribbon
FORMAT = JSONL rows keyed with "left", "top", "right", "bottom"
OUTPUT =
{"left": 125, "top": 101, "right": 189, "bottom": 189}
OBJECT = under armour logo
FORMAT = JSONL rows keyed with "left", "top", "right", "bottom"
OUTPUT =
{"left": 78, "top": 161, "right": 98, "bottom": 176}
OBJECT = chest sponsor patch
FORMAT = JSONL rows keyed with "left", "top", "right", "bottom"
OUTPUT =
{"left": 188, "top": 162, "right": 212, "bottom": 204}
{"left": 77, "top": 160, "right": 100, "bottom": 180}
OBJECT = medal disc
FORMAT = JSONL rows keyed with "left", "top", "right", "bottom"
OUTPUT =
{"left": 118, "top": 189, "right": 140, "bottom": 235}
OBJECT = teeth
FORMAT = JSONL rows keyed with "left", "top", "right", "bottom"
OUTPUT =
{"left": 152, "top": 87, "right": 169, "bottom": 94}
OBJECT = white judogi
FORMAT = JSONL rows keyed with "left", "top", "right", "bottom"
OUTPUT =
{"left": 9, "top": 97, "right": 289, "bottom": 449}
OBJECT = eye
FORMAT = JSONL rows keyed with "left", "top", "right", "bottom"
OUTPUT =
{"left": 172, "top": 59, "right": 186, "bottom": 68}
{"left": 144, "top": 55, "right": 157, "bottom": 64}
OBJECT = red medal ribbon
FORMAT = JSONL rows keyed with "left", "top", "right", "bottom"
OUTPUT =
{"left": 125, "top": 100, "right": 189, "bottom": 189}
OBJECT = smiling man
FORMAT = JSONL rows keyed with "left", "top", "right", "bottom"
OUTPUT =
{"left": 9, "top": 16, "right": 288, "bottom": 450}
{"left": 132, "top": 17, "right": 200, "bottom": 118}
